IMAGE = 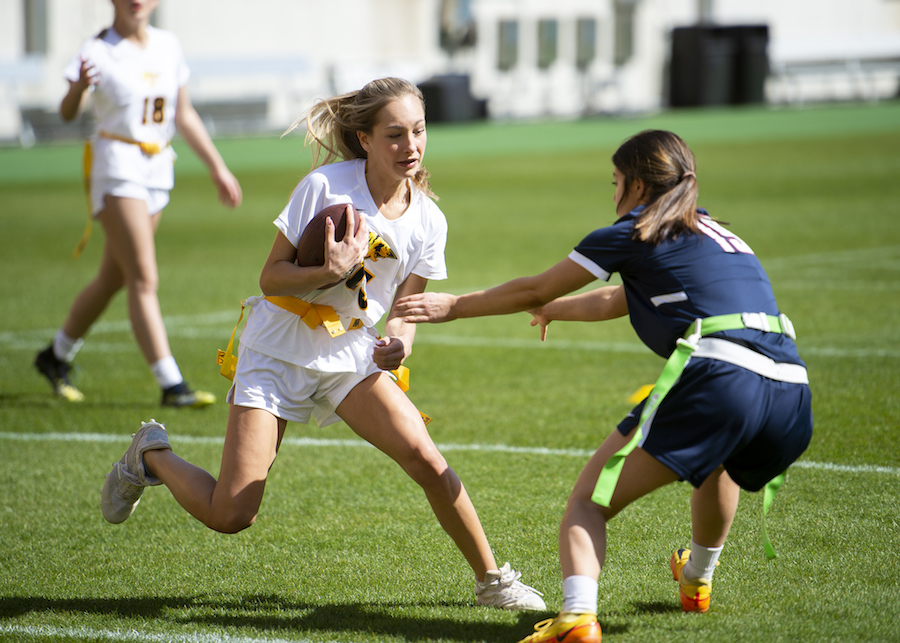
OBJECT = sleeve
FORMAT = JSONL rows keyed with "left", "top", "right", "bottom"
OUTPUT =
{"left": 572, "top": 220, "right": 636, "bottom": 282}
{"left": 411, "top": 201, "right": 448, "bottom": 281}
{"left": 274, "top": 173, "right": 329, "bottom": 248}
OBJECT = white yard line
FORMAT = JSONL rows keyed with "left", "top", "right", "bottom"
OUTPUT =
{"left": 0, "top": 624, "right": 320, "bottom": 643}
{"left": 1, "top": 322, "right": 897, "bottom": 358}
{"left": 0, "top": 431, "right": 897, "bottom": 476}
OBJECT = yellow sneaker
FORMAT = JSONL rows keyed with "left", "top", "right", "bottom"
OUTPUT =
{"left": 516, "top": 612, "right": 601, "bottom": 643}
{"left": 670, "top": 548, "right": 712, "bottom": 613}
{"left": 34, "top": 346, "right": 84, "bottom": 402}
{"left": 161, "top": 382, "right": 216, "bottom": 408}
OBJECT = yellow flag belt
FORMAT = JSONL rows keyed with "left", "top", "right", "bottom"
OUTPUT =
{"left": 216, "top": 297, "right": 429, "bottom": 424}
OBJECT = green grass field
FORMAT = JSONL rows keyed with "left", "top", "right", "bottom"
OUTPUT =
{"left": 1, "top": 101, "right": 899, "bottom": 643}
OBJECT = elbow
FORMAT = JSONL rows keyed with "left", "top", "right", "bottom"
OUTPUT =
{"left": 259, "top": 273, "right": 274, "bottom": 296}
{"left": 527, "top": 293, "right": 551, "bottom": 310}
{"left": 523, "top": 288, "right": 554, "bottom": 311}
{"left": 258, "top": 266, "right": 277, "bottom": 295}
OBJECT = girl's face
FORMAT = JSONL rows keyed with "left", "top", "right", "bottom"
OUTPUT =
{"left": 358, "top": 94, "right": 427, "bottom": 186}
{"left": 612, "top": 166, "right": 646, "bottom": 218}
{"left": 111, "top": 0, "right": 158, "bottom": 25}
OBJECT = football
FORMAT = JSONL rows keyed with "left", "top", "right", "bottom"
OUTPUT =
{"left": 295, "top": 203, "right": 361, "bottom": 267}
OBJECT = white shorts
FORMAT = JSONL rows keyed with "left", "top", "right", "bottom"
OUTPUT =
{"left": 90, "top": 178, "right": 170, "bottom": 216}
{"left": 226, "top": 342, "right": 382, "bottom": 427}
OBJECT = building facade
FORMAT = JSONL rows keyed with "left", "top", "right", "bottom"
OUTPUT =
{"left": 0, "top": 0, "right": 898, "bottom": 143}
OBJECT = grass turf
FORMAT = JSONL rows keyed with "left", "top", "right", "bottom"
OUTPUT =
{"left": 0, "top": 101, "right": 899, "bottom": 642}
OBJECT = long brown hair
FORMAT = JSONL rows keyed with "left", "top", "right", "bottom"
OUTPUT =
{"left": 612, "top": 130, "right": 698, "bottom": 245}
{"left": 285, "top": 77, "right": 436, "bottom": 199}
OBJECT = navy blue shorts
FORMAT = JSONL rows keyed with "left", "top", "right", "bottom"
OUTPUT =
{"left": 618, "top": 357, "right": 813, "bottom": 491}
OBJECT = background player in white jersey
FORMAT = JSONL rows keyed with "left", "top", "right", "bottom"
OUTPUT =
{"left": 99, "top": 77, "right": 545, "bottom": 611}
{"left": 34, "top": 0, "right": 242, "bottom": 407}
{"left": 397, "top": 130, "right": 812, "bottom": 643}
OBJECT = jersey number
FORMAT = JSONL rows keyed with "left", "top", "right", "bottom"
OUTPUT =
{"left": 698, "top": 219, "right": 755, "bottom": 255}
{"left": 345, "top": 266, "right": 374, "bottom": 310}
{"left": 142, "top": 97, "right": 166, "bottom": 125}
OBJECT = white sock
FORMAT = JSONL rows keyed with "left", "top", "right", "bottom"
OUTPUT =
{"left": 53, "top": 329, "right": 84, "bottom": 363}
{"left": 561, "top": 575, "right": 598, "bottom": 615}
{"left": 685, "top": 540, "right": 723, "bottom": 580}
{"left": 150, "top": 356, "right": 183, "bottom": 389}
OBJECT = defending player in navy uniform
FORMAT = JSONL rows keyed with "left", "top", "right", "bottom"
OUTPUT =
{"left": 34, "top": 0, "right": 242, "bottom": 407}
{"left": 397, "top": 129, "right": 813, "bottom": 643}
{"left": 99, "top": 77, "right": 545, "bottom": 612}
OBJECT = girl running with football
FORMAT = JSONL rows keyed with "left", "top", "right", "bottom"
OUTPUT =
{"left": 35, "top": 0, "right": 242, "bottom": 407}
{"left": 396, "top": 129, "right": 813, "bottom": 642}
{"left": 100, "top": 76, "right": 545, "bottom": 611}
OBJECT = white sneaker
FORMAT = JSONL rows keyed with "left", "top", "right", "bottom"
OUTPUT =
{"left": 475, "top": 562, "right": 546, "bottom": 611}
{"left": 100, "top": 420, "right": 170, "bottom": 524}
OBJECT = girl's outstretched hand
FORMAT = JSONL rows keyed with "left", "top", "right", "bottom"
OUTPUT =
{"left": 394, "top": 292, "right": 458, "bottom": 323}
{"left": 528, "top": 306, "right": 551, "bottom": 341}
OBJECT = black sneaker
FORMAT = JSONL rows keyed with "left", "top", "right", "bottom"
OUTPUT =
{"left": 161, "top": 382, "right": 216, "bottom": 408}
{"left": 34, "top": 345, "right": 84, "bottom": 402}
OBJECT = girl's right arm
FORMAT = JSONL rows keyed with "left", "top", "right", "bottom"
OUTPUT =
{"left": 60, "top": 58, "right": 96, "bottom": 122}
{"left": 529, "top": 285, "right": 628, "bottom": 340}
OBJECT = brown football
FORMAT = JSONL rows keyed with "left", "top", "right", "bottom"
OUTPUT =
{"left": 295, "top": 203, "right": 361, "bottom": 267}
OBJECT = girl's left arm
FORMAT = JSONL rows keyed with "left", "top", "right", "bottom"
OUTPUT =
{"left": 396, "top": 257, "right": 596, "bottom": 324}
{"left": 375, "top": 273, "right": 429, "bottom": 371}
{"left": 174, "top": 86, "right": 243, "bottom": 208}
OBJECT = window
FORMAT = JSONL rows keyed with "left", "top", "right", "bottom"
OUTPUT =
{"left": 576, "top": 18, "right": 597, "bottom": 71}
{"left": 24, "top": 0, "right": 48, "bottom": 54}
{"left": 440, "top": 0, "right": 475, "bottom": 52}
{"left": 614, "top": 0, "right": 637, "bottom": 67}
{"left": 537, "top": 19, "right": 558, "bottom": 70}
{"left": 498, "top": 20, "right": 518, "bottom": 71}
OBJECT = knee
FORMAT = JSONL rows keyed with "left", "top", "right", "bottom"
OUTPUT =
{"left": 399, "top": 444, "right": 450, "bottom": 490}
{"left": 92, "top": 271, "right": 125, "bottom": 294}
{"left": 129, "top": 272, "right": 159, "bottom": 295}
{"left": 207, "top": 509, "right": 257, "bottom": 534}
{"left": 566, "top": 491, "right": 614, "bottom": 523}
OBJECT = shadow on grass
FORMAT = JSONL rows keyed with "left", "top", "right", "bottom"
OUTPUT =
{"left": 0, "top": 594, "right": 632, "bottom": 641}
{"left": 631, "top": 600, "right": 682, "bottom": 615}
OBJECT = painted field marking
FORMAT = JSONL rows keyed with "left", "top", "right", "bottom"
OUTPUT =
{"left": 1, "top": 322, "right": 898, "bottom": 359}
{"left": 0, "top": 624, "right": 315, "bottom": 643}
{"left": 0, "top": 431, "right": 897, "bottom": 477}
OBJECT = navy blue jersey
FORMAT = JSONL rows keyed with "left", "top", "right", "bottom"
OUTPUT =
{"left": 571, "top": 206, "right": 804, "bottom": 366}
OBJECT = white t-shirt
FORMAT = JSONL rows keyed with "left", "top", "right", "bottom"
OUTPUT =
{"left": 65, "top": 26, "right": 189, "bottom": 189}
{"left": 239, "top": 159, "right": 448, "bottom": 374}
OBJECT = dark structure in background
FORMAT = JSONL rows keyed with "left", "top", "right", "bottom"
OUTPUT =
{"left": 424, "top": 0, "right": 486, "bottom": 123}
{"left": 418, "top": 74, "right": 487, "bottom": 123}
{"left": 669, "top": 24, "right": 770, "bottom": 107}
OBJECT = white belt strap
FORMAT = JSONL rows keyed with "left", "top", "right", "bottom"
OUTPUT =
{"left": 692, "top": 337, "right": 809, "bottom": 384}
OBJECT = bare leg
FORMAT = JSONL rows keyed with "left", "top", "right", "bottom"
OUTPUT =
{"left": 60, "top": 231, "right": 125, "bottom": 340}
{"left": 337, "top": 372, "right": 498, "bottom": 580}
{"left": 143, "top": 405, "right": 285, "bottom": 533}
{"left": 560, "top": 427, "right": 681, "bottom": 579}
{"left": 69, "top": 197, "right": 172, "bottom": 365}
{"left": 62, "top": 200, "right": 164, "bottom": 348}
{"left": 691, "top": 466, "right": 740, "bottom": 548}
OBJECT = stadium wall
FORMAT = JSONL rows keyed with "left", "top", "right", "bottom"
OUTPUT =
{"left": 0, "top": 0, "right": 897, "bottom": 144}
